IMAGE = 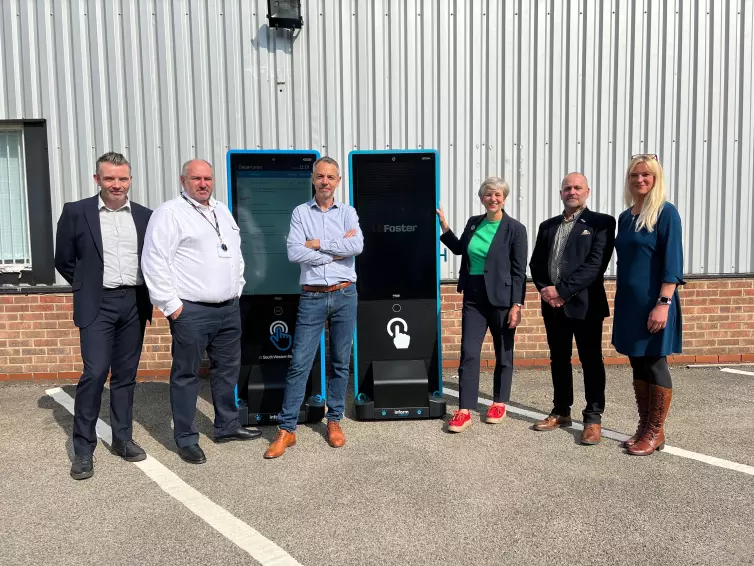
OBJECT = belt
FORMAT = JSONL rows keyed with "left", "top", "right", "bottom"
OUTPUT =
{"left": 182, "top": 298, "right": 236, "bottom": 308}
{"left": 301, "top": 281, "right": 353, "bottom": 293}
{"left": 102, "top": 285, "right": 139, "bottom": 292}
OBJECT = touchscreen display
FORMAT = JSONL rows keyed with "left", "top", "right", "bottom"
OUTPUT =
{"left": 350, "top": 152, "right": 437, "bottom": 301}
{"left": 230, "top": 153, "right": 317, "bottom": 295}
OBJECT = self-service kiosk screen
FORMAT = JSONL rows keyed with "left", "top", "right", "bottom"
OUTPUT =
{"left": 230, "top": 153, "right": 317, "bottom": 295}
{"left": 351, "top": 152, "right": 437, "bottom": 301}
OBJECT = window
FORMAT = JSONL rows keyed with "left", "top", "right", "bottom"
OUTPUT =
{"left": 0, "top": 120, "right": 54, "bottom": 286}
{"left": 0, "top": 129, "right": 32, "bottom": 269}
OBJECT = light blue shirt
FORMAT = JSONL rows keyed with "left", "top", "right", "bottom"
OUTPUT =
{"left": 287, "top": 199, "right": 364, "bottom": 286}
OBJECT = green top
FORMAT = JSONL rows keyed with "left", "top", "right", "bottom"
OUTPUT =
{"left": 468, "top": 217, "right": 501, "bottom": 275}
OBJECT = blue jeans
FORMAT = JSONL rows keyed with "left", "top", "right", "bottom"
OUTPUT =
{"left": 278, "top": 284, "right": 358, "bottom": 432}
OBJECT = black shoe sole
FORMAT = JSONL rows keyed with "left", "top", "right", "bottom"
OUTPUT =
{"left": 117, "top": 452, "right": 147, "bottom": 462}
{"left": 214, "top": 433, "right": 262, "bottom": 443}
{"left": 70, "top": 470, "right": 94, "bottom": 480}
{"left": 179, "top": 455, "right": 206, "bottom": 464}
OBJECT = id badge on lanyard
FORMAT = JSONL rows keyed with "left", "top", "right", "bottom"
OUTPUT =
{"left": 218, "top": 243, "right": 231, "bottom": 258}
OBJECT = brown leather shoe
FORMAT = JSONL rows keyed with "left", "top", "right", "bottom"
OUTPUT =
{"left": 628, "top": 385, "right": 672, "bottom": 456}
{"left": 580, "top": 423, "right": 601, "bottom": 445}
{"left": 533, "top": 414, "right": 572, "bottom": 431}
{"left": 623, "top": 380, "right": 650, "bottom": 448}
{"left": 327, "top": 421, "right": 345, "bottom": 448}
{"left": 263, "top": 429, "right": 296, "bottom": 459}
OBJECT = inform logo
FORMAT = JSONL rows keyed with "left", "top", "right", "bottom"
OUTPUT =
{"left": 373, "top": 224, "right": 418, "bottom": 233}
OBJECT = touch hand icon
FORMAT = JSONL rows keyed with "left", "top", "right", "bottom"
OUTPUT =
{"left": 387, "top": 317, "right": 410, "bottom": 349}
{"left": 269, "top": 321, "right": 292, "bottom": 352}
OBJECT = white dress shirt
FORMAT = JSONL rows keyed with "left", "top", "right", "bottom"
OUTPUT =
{"left": 141, "top": 191, "right": 245, "bottom": 316}
{"left": 99, "top": 195, "right": 143, "bottom": 288}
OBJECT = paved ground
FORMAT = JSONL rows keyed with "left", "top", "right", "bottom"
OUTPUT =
{"left": 1, "top": 365, "right": 753, "bottom": 566}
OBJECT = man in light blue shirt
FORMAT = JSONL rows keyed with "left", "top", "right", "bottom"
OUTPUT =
{"left": 265, "top": 156, "right": 364, "bottom": 459}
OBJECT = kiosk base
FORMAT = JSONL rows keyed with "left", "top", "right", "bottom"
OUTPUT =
{"left": 354, "top": 396, "right": 446, "bottom": 420}
{"left": 239, "top": 396, "right": 325, "bottom": 426}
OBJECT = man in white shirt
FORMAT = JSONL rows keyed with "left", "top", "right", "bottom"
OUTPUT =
{"left": 54, "top": 152, "right": 153, "bottom": 480}
{"left": 141, "top": 159, "right": 261, "bottom": 464}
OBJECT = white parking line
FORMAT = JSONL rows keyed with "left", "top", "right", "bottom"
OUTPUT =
{"left": 46, "top": 387, "right": 302, "bottom": 566}
{"left": 721, "top": 367, "right": 754, "bottom": 376}
{"left": 443, "top": 387, "right": 754, "bottom": 477}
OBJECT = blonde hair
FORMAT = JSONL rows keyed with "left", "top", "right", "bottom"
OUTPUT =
{"left": 478, "top": 177, "right": 510, "bottom": 199}
{"left": 623, "top": 156, "right": 666, "bottom": 232}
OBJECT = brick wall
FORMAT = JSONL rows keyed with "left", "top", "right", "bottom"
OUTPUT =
{"left": 1, "top": 277, "right": 753, "bottom": 380}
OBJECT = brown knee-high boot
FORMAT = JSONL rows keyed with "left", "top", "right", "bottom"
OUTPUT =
{"left": 623, "top": 380, "right": 650, "bottom": 448}
{"left": 627, "top": 385, "right": 672, "bottom": 456}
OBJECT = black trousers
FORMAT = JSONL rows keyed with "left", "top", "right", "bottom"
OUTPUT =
{"left": 543, "top": 309, "right": 606, "bottom": 424}
{"left": 458, "top": 276, "right": 515, "bottom": 410}
{"left": 629, "top": 356, "right": 673, "bottom": 388}
{"left": 74, "top": 287, "right": 147, "bottom": 456}
{"left": 168, "top": 298, "right": 241, "bottom": 448}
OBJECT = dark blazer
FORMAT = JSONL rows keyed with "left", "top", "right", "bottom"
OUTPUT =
{"left": 440, "top": 213, "right": 528, "bottom": 308}
{"left": 54, "top": 195, "right": 153, "bottom": 328}
{"left": 529, "top": 207, "right": 615, "bottom": 320}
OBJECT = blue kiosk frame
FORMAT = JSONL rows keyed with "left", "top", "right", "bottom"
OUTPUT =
{"left": 348, "top": 149, "right": 445, "bottom": 420}
{"left": 227, "top": 149, "right": 326, "bottom": 425}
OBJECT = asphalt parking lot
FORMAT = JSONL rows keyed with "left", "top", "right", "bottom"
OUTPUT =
{"left": 1, "top": 365, "right": 753, "bottom": 566}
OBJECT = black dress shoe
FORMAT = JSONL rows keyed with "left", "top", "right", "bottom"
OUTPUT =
{"left": 215, "top": 427, "right": 263, "bottom": 443}
{"left": 178, "top": 444, "right": 206, "bottom": 464}
{"left": 111, "top": 439, "right": 147, "bottom": 462}
{"left": 70, "top": 454, "right": 94, "bottom": 480}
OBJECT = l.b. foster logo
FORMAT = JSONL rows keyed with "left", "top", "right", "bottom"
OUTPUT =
{"left": 372, "top": 224, "right": 418, "bottom": 233}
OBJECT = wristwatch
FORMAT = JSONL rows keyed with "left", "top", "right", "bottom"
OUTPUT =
{"left": 514, "top": 303, "right": 523, "bottom": 307}
{"left": 656, "top": 296, "right": 672, "bottom": 305}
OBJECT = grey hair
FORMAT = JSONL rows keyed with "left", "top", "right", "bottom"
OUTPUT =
{"left": 181, "top": 159, "right": 214, "bottom": 177}
{"left": 95, "top": 152, "right": 131, "bottom": 175}
{"left": 478, "top": 177, "right": 510, "bottom": 199}
{"left": 312, "top": 156, "right": 341, "bottom": 177}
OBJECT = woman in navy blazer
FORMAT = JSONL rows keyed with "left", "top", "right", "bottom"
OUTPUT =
{"left": 437, "top": 177, "right": 528, "bottom": 433}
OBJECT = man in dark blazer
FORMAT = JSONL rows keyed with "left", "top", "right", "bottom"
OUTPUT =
{"left": 54, "top": 152, "right": 153, "bottom": 480}
{"left": 529, "top": 172, "right": 615, "bottom": 445}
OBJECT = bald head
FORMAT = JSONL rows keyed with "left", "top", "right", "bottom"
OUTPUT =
{"left": 180, "top": 159, "right": 215, "bottom": 205}
{"left": 560, "top": 172, "right": 590, "bottom": 214}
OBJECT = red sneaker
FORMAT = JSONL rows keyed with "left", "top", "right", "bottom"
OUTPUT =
{"left": 486, "top": 404, "right": 506, "bottom": 424}
{"left": 447, "top": 410, "right": 472, "bottom": 432}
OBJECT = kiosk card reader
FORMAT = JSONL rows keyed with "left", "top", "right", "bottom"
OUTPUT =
{"left": 227, "top": 150, "right": 326, "bottom": 425}
{"left": 348, "top": 150, "right": 446, "bottom": 420}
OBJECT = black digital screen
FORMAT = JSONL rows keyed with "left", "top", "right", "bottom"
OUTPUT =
{"left": 229, "top": 152, "right": 317, "bottom": 296}
{"left": 350, "top": 152, "right": 438, "bottom": 301}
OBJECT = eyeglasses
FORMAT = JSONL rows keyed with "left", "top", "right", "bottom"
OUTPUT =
{"left": 631, "top": 153, "right": 658, "bottom": 161}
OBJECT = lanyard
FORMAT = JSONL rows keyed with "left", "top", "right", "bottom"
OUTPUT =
{"left": 181, "top": 194, "right": 227, "bottom": 251}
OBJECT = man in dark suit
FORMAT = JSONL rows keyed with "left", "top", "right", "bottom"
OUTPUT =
{"left": 54, "top": 152, "right": 153, "bottom": 480}
{"left": 529, "top": 172, "right": 615, "bottom": 445}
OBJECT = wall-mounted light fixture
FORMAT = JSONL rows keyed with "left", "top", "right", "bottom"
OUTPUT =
{"left": 267, "top": 0, "right": 303, "bottom": 30}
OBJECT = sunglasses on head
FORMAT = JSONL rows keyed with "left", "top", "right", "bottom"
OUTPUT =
{"left": 631, "top": 153, "right": 658, "bottom": 161}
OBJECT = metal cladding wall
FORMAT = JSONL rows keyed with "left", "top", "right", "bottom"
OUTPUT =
{"left": 1, "top": 0, "right": 752, "bottom": 281}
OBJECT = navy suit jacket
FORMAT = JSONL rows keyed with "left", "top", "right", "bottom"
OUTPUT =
{"left": 54, "top": 195, "right": 153, "bottom": 328}
{"left": 529, "top": 207, "right": 615, "bottom": 320}
{"left": 440, "top": 213, "right": 528, "bottom": 308}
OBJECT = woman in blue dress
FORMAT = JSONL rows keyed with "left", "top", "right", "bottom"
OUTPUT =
{"left": 612, "top": 154, "right": 684, "bottom": 456}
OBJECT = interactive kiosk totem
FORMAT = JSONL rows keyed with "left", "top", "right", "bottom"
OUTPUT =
{"left": 348, "top": 150, "right": 446, "bottom": 420}
{"left": 227, "top": 150, "right": 325, "bottom": 425}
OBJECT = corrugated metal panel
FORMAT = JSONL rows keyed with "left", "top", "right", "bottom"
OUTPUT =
{"left": 0, "top": 0, "right": 752, "bottom": 282}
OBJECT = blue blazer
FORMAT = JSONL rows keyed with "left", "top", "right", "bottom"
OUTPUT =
{"left": 54, "top": 195, "right": 153, "bottom": 328}
{"left": 440, "top": 213, "right": 528, "bottom": 307}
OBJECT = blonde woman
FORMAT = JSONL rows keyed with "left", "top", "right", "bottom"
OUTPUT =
{"left": 613, "top": 154, "right": 684, "bottom": 456}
